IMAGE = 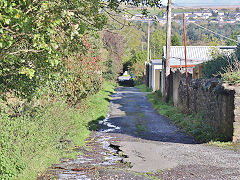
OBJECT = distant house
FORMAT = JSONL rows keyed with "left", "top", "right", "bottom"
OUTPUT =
{"left": 127, "top": 14, "right": 155, "bottom": 22}
{"left": 235, "top": 15, "right": 240, "bottom": 21}
{"left": 210, "top": 20, "right": 218, "bottom": 23}
{"left": 218, "top": 12, "right": 225, "bottom": 16}
{"left": 226, "top": 19, "right": 236, "bottom": 24}
{"left": 217, "top": 16, "right": 224, "bottom": 22}
{"left": 187, "top": 14, "right": 198, "bottom": 20}
{"left": 193, "top": 12, "right": 203, "bottom": 17}
{"left": 202, "top": 12, "right": 212, "bottom": 16}
{"left": 184, "top": 12, "right": 193, "bottom": 17}
{"left": 173, "top": 12, "right": 183, "bottom": 17}
{"left": 202, "top": 14, "right": 210, "bottom": 19}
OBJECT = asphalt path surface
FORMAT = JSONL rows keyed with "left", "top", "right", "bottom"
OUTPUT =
{"left": 100, "top": 87, "right": 240, "bottom": 179}
{"left": 39, "top": 87, "right": 240, "bottom": 179}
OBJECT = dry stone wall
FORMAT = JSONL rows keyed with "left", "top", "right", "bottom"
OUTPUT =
{"left": 172, "top": 70, "right": 240, "bottom": 142}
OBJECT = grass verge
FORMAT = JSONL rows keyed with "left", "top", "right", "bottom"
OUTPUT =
{"left": 207, "top": 141, "right": 240, "bottom": 152}
{"left": 135, "top": 84, "right": 152, "bottom": 92}
{"left": 0, "top": 81, "right": 115, "bottom": 180}
{"left": 136, "top": 84, "right": 228, "bottom": 143}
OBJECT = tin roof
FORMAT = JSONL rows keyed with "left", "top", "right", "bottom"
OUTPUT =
{"left": 163, "top": 46, "right": 236, "bottom": 63}
{"left": 150, "top": 59, "right": 162, "bottom": 65}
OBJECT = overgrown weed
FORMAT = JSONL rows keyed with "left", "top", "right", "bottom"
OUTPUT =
{"left": 0, "top": 81, "right": 115, "bottom": 179}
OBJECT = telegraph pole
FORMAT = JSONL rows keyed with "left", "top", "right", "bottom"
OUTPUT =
{"left": 147, "top": 21, "right": 150, "bottom": 62}
{"left": 145, "top": 21, "right": 151, "bottom": 88}
{"left": 165, "top": 0, "right": 172, "bottom": 102}
{"left": 183, "top": 13, "right": 189, "bottom": 108}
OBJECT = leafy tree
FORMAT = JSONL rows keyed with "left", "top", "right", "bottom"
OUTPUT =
{"left": 226, "top": 30, "right": 240, "bottom": 46}
{"left": 171, "top": 32, "right": 182, "bottom": 46}
{"left": 0, "top": 0, "right": 108, "bottom": 101}
{"left": 150, "top": 29, "right": 166, "bottom": 59}
{"left": 120, "top": 26, "right": 143, "bottom": 71}
{"left": 0, "top": 0, "right": 163, "bottom": 101}
{"left": 129, "top": 51, "right": 147, "bottom": 82}
{"left": 102, "top": 31, "right": 124, "bottom": 80}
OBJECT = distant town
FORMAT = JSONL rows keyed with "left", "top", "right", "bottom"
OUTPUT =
{"left": 123, "top": 8, "right": 240, "bottom": 25}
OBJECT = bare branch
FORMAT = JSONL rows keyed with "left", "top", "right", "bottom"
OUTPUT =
{"left": 8, "top": 49, "right": 43, "bottom": 55}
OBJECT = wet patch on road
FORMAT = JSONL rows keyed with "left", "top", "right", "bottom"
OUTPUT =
{"left": 37, "top": 131, "right": 149, "bottom": 180}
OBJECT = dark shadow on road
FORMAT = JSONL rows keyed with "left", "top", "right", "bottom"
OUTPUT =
{"left": 88, "top": 116, "right": 105, "bottom": 131}
{"left": 104, "top": 97, "right": 111, "bottom": 102}
{"left": 98, "top": 87, "right": 199, "bottom": 145}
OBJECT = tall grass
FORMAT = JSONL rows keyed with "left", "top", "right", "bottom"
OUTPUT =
{"left": 0, "top": 81, "right": 115, "bottom": 180}
{"left": 220, "top": 58, "right": 240, "bottom": 85}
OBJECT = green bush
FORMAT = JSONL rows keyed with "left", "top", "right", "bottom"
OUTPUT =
{"left": 0, "top": 81, "right": 115, "bottom": 180}
{"left": 202, "top": 55, "right": 234, "bottom": 78}
{"left": 0, "top": 1, "right": 107, "bottom": 101}
{"left": 202, "top": 45, "right": 240, "bottom": 80}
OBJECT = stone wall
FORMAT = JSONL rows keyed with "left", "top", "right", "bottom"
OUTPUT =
{"left": 224, "top": 85, "right": 240, "bottom": 142}
{"left": 171, "top": 70, "right": 240, "bottom": 142}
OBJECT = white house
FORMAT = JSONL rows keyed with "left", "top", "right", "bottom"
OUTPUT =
{"left": 203, "top": 12, "right": 212, "bottom": 16}
{"left": 218, "top": 12, "right": 225, "bottom": 16}
{"left": 187, "top": 14, "right": 198, "bottom": 19}
{"left": 235, "top": 15, "right": 240, "bottom": 21}
{"left": 148, "top": 60, "right": 163, "bottom": 92}
{"left": 217, "top": 16, "right": 224, "bottom": 22}
{"left": 202, "top": 14, "right": 210, "bottom": 19}
{"left": 194, "top": 12, "right": 203, "bottom": 17}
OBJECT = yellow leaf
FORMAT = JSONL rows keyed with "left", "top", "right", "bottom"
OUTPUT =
{"left": 16, "top": 14, "right": 21, "bottom": 19}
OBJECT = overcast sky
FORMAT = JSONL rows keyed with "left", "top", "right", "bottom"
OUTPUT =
{"left": 161, "top": 0, "right": 240, "bottom": 6}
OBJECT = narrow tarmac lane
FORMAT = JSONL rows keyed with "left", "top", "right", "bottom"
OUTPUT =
{"left": 100, "top": 87, "right": 240, "bottom": 179}
{"left": 39, "top": 87, "right": 240, "bottom": 179}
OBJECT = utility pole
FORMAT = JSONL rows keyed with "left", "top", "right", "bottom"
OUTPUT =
{"left": 150, "top": 49, "right": 152, "bottom": 60}
{"left": 154, "top": 46, "right": 156, "bottom": 59}
{"left": 164, "top": 0, "right": 172, "bottom": 102}
{"left": 147, "top": 21, "right": 150, "bottom": 63}
{"left": 183, "top": 13, "right": 189, "bottom": 108}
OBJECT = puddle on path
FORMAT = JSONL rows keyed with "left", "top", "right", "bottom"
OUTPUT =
{"left": 40, "top": 113, "right": 125, "bottom": 180}
{"left": 98, "top": 114, "right": 121, "bottom": 133}
{"left": 52, "top": 131, "right": 124, "bottom": 179}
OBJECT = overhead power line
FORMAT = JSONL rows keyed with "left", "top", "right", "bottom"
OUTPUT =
{"left": 189, "top": 21, "right": 238, "bottom": 43}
